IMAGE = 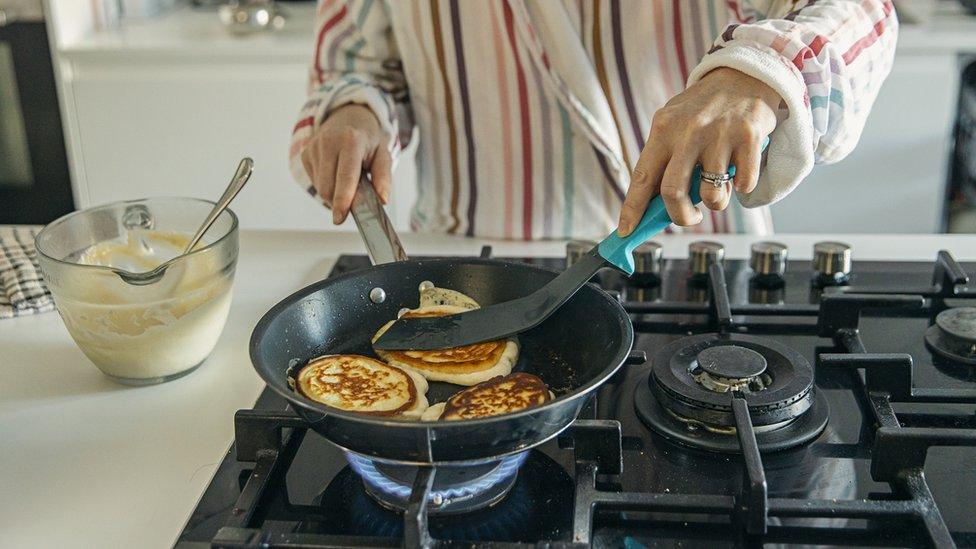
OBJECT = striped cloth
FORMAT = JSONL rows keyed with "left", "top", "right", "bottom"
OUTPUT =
{"left": 0, "top": 226, "right": 55, "bottom": 320}
{"left": 290, "top": 0, "right": 897, "bottom": 240}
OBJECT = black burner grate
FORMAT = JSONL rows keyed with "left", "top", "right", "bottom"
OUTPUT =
{"left": 189, "top": 248, "right": 976, "bottom": 549}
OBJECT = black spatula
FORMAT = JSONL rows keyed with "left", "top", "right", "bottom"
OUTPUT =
{"left": 374, "top": 145, "right": 765, "bottom": 351}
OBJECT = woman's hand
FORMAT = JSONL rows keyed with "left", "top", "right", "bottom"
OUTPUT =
{"left": 617, "top": 67, "right": 781, "bottom": 235}
{"left": 301, "top": 104, "right": 392, "bottom": 224}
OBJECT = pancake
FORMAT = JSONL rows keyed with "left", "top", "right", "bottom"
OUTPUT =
{"left": 373, "top": 304, "right": 519, "bottom": 386}
{"left": 421, "top": 373, "right": 552, "bottom": 421}
{"left": 294, "top": 354, "right": 429, "bottom": 418}
{"left": 418, "top": 286, "right": 480, "bottom": 310}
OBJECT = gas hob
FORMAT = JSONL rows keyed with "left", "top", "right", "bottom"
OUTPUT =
{"left": 176, "top": 240, "right": 976, "bottom": 548}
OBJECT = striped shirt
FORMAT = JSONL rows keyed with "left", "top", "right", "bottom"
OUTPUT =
{"left": 290, "top": 0, "right": 897, "bottom": 239}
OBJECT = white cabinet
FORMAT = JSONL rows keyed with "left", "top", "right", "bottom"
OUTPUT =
{"left": 769, "top": 52, "right": 958, "bottom": 233}
{"left": 49, "top": 1, "right": 418, "bottom": 233}
{"left": 67, "top": 60, "right": 417, "bottom": 232}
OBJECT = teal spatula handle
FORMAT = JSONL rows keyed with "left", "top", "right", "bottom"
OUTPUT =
{"left": 597, "top": 137, "right": 769, "bottom": 275}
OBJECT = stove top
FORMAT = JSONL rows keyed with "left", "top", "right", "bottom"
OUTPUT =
{"left": 176, "top": 241, "right": 976, "bottom": 548}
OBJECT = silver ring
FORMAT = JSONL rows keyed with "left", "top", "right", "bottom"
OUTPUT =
{"left": 700, "top": 169, "right": 732, "bottom": 182}
{"left": 700, "top": 172, "right": 732, "bottom": 189}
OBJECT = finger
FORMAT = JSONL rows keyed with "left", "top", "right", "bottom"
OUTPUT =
{"left": 698, "top": 144, "right": 731, "bottom": 211}
{"left": 304, "top": 141, "right": 337, "bottom": 208}
{"left": 732, "top": 136, "right": 763, "bottom": 194}
{"left": 660, "top": 149, "right": 703, "bottom": 226}
{"left": 300, "top": 148, "right": 315, "bottom": 184}
{"left": 332, "top": 139, "right": 366, "bottom": 224}
{"left": 618, "top": 146, "right": 669, "bottom": 236}
{"left": 706, "top": 181, "right": 732, "bottom": 211}
{"left": 370, "top": 147, "right": 393, "bottom": 204}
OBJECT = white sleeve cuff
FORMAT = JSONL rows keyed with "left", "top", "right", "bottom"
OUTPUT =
{"left": 687, "top": 45, "right": 814, "bottom": 208}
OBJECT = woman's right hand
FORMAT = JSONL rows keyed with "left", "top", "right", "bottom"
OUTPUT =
{"left": 300, "top": 104, "right": 392, "bottom": 225}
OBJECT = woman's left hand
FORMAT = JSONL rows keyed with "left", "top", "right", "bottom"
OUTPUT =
{"left": 617, "top": 67, "right": 781, "bottom": 235}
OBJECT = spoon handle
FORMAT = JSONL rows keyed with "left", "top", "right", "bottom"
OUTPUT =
{"left": 185, "top": 157, "right": 254, "bottom": 254}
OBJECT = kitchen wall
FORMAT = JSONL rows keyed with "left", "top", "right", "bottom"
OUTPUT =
{"left": 45, "top": 1, "right": 976, "bottom": 235}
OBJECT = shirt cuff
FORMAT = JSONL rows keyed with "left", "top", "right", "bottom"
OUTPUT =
{"left": 687, "top": 44, "right": 815, "bottom": 208}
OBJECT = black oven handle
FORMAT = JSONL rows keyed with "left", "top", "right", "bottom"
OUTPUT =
{"left": 0, "top": 15, "right": 76, "bottom": 224}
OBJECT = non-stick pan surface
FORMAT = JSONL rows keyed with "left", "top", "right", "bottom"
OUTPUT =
{"left": 250, "top": 258, "right": 633, "bottom": 464}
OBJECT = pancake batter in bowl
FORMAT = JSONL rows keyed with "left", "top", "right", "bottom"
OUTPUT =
{"left": 55, "top": 230, "right": 234, "bottom": 383}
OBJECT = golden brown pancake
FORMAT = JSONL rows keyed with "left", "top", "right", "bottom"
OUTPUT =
{"left": 294, "top": 354, "right": 429, "bottom": 418}
{"left": 373, "top": 305, "right": 519, "bottom": 386}
{"left": 421, "top": 373, "right": 552, "bottom": 421}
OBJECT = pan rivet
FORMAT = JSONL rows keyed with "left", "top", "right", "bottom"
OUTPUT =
{"left": 369, "top": 287, "right": 386, "bottom": 304}
{"left": 419, "top": 280, "right": 435, "bottom": 292}
{"left": 431, "top": 494, "right": 444, "bottom": 506}
{"left": 397, "top": 307, "right": 410, "bottom": 318}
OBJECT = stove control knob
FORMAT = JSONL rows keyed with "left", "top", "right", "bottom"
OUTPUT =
{"left": 688, "top": 241, "right": 724, "bottom": 277}
{"left": 633, "top": 242, "right": 663, "bottom": 275}
{"left": 631, "top": 241, "right": 663, "bottom": 287}
{"left": 565, "top": 240, "right": 596, "bottom": 268}
{"left": 750, "top": 241, "right": 788, "bottom": 286}
{"left": 813, "top": 241, "right": 852, "bottom": 286}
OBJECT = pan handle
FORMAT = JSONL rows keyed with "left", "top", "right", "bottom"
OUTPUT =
{"left": 350, "top": 173, "right": 409, "bottom": 264}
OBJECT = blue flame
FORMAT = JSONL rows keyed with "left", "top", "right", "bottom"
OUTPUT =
{"left": 345, "top": 452, "right": 528, "bottom": 502}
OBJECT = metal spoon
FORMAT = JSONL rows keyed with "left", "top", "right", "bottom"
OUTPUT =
{"left": 184, "top": 157, "right": 253, "bottom": 254}
{"left": 117, "top": 157, "right": 253, "bottom": 285}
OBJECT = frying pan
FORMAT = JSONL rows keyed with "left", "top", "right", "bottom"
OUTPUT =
{"left": 249, "top": 181, "right": 633, "bottom": 464}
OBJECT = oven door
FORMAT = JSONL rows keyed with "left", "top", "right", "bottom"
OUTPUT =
{"left": 0, "top": 3, "right": 74, "bottom": 224}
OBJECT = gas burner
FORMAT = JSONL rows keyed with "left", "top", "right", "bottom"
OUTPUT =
{"left": 345, "top": 452, "right": 528, "bottom": 515}
{"left": 309, "top": 451, "right": 573, "bottom": 541}
{"left": 692, "top": 345, "right": 772, "bottom": 393}
{"left": 925, "top": 307, "right": 976, "bottom": 366}
{"left": 635, "top": 333, "right": 828, "bottom": 452}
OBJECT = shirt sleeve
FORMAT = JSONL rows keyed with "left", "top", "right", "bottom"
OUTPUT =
{"left": 289, "top": 0, "right": 412, "bottom": 198}
{"left": 686, "top": 1, "right": 898, "bottom": 208}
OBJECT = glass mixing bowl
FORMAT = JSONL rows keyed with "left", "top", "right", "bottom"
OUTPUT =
{"left": 35, "top": 198, "right": 239, "bottom": 385}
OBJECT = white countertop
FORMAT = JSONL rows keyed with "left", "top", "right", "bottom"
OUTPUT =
{"left": 58, "top": 3, "right": 318, "bottom": 63}
{"left": 2, "top": 229, "right": 975, "bottom": 549}
{"left": 56, "top": 2, "right": 976, "bottom": 62}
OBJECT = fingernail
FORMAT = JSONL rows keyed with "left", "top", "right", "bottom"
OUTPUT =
{"left": 380, "top": 190, "right": 390, "bottom": 204}
{"left": 333, "top": 210, "right": 342, "bottom": 224}
{"left": 617, "top": 219, "right": 633, "bottom": 236}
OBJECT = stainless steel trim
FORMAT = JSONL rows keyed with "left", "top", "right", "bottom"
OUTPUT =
{"left": 350, "top": 174, "right": 408, "bottom": 265}
{"left": 0, "top": 0, "right": 45, "bottom": 24}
